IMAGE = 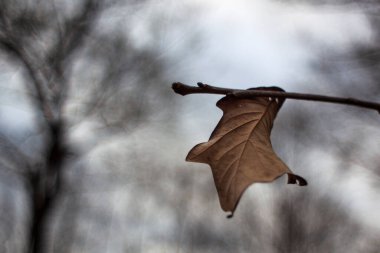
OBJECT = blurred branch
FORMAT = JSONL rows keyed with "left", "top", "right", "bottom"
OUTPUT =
{"left": 48, "top": 0, "right": 102, "bottom": 66}
{"left": 172, "top": 82, "right": 380, "bottom": 114}
{"left": 1, "top": 41, "right": 54, "bottom": 121}
{"left": 0, "top": 133, "right": 34, "bottom": 177}
{"left": 0, "top": 11, "right": 53, "bottom": 122}
{"left": 47, "top": 0, "right": 103, "bottom": 116}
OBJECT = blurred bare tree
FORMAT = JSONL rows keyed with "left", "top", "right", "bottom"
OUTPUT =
{"left": 0, "top": 0, "right": 176, "bottom": 252}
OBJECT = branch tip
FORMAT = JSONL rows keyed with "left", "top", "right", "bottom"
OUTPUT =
{"left": 171, "top": 82, "right": 187, "bottom": 96}
{"left": 171, "top": 82, "right": 180, "bottom": 89}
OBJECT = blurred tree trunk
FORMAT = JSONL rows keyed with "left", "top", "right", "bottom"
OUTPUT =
{"left": 28, "top": 121, "right": 65, "bottom": 253}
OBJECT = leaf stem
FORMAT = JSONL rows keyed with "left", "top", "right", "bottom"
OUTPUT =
{"left": 172, "top": 82, "right": 380, "bottom": 114}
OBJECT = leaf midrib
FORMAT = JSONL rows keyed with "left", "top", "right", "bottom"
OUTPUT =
{"left": 227, "top": 101, "right": 274, "bottom": 194}
{"left": 237, "top": 101, "right": 273, "bottom": 163}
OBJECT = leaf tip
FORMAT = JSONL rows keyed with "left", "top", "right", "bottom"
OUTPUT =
{"left": 287, "top": 173, "right": 308, "bottom": 186}
{"left": 185, "top": 150, "right": 195, "bottom": 162}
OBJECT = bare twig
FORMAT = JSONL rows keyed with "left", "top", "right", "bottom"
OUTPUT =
{"left": 172, "top": 82, "right": 380, "bottom": 114}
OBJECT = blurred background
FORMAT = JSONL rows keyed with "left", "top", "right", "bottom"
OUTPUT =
{"left": 0, "top": 0, "right": 379, "bottom": 252}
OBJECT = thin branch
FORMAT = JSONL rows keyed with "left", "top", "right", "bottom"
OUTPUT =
{"left": 172, "top": 82, "right": 380, "bottom": 114}
{"left": 0, "top": 9, "right": 54, "bottom": 123}
{"left": 48, "top": 0, "right": 102, "bottom": 65}
{"left": 0, "top": 38, "right": 54, "bottom": 121}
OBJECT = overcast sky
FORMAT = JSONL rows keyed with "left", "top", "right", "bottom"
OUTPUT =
{"left": 152, "top": 0, "right": 373, "bottom": 87}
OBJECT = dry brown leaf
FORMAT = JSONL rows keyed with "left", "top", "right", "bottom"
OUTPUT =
{"left": 186, "top": 87, "right": 307, "bottom": 217}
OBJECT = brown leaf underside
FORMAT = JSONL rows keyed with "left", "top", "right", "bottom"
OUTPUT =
{"left": 186, "top": 87, "right": 307, "bottom": 217}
